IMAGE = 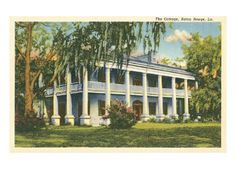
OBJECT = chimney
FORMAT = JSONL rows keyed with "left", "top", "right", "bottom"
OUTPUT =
{"left": 148, "top": 50, "right": 152, "bottom": 63}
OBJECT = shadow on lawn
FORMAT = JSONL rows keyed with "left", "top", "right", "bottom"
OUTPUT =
{"left": 15, "top": 124, "right": 221, "bottom": 148}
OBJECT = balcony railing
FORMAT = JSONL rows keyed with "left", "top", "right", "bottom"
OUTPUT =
{"left": 163, "top": 88, "right": 173, "bottom": 95}
{"left": 45, "top": 87, "right": 54, "bottom": 96}
{"left": 88, "top": 81, "right": 105, "bottom": 91}
{"left": 110, "top": 83, "right": 126, "bottom": 93}
{"left": 71, "top": 82, "right": 82, "bottom": 92}
{"left": 130, "top": 85, "right": 143, "bottom": 93}
{"left": 45, "top": 81, "right": 191, "bottom": 97}
{"left": 56, "top": 84, "right": 66, "bottom": 94}
{"left": 147, "top": 87, "right": 158, "bottom": 94}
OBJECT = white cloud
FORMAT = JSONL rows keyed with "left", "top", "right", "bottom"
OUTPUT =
{"left": 165, "top": 29, "right": 192, "bottom": 43}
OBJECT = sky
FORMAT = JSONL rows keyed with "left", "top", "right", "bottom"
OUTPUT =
{"left": 42, "top": 22, "right": 221, "bottom": 62}
{"left": 134, "top": 22, "right": 221, "bottom": 61}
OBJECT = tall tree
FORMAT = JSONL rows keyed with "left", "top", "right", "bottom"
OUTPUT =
{"left": 182, "top": 33, "right": 221, "bottom": 120}
{"left": 52, "top": 22, "right": 167, "bottom": 79}
{"left": 16, "top": 22, "right": 36, "bottom": 117}
{"left": 15, "top": 22, "right": 167, "bottom": 118}
{"left": 15, "top": 22, "right": 70, "bottom": 118}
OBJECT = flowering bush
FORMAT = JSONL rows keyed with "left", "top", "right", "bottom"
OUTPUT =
{"left": 107, "top": 100, "right": 136, "bottom": 129}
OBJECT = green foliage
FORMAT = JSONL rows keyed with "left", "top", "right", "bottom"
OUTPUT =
{"left": 162, "top": 117, "right": 173, "bottom": 123}
{"left": 182, "top": 33, "right": 221, "bottom": 121}
{"left": 15, "top": 22, "right": 64, "bottom": 117}
{"left": 15, "top": 117, "right": 46, "bottom": 132}
{"left": 107, "top": 100, "right": 136, "bottom": 129}
{"left": 160, "top": 57, "right": 171, "bottom": 65}
{"left": 15, "top": 22, "right": 167, "bottom": 119}
{"left": 147, "top": 116, "right": 157, "bottom": 123}
{"left": 159, "top": 56, "right": 185, "bottom": 68}
{"left": 15, "top": 123, "right": 221, "bottom": 147}
{"left": 175, "top": 115, "right": 184, "bottom": 123}
{"left": 190, "top": 88, "right": 221, "bottom": 121}
{"left": 52, "top": 22, "right": 166, "bottom": 78}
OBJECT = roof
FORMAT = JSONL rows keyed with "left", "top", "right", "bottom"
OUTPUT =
{"left": 127, "top": 55, "right": 194, "bottom": 77}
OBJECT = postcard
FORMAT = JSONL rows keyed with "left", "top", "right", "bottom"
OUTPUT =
{"left": 10, "top": 16, "right": 226, "bottom": 152}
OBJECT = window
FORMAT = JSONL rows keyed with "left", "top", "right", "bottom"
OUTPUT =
{"left": 149, "top": 102, "right": 156, "bottom": 115}
{"left": 162, "top": 77, "right": 172, "bottom": 88}
{"left": 71, "top": 69, "right": 79, "bottom": 83}
{"left": 163, "top": 102, "right": 168, "bottom": 115}
{"left": 115, "top": 72, "right": 125, "bottom": 84}
{"left": 148, "top": 75, "right": 157, "bottom": 87}
{"left": 132, "top": 74, "right": 142, "bottom": 86}
{"left": 98, "top": 100, "right": 105, "bottom": 116}
{"left": 98, "top": 69, "right": 105, "bottom": 82}
{"left": 58, "top": 73, "right": 66, "bottom": 85}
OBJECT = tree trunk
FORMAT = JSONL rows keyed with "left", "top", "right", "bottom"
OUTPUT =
{"left": 24, "top": 23, "right": 34, "bottom": 117}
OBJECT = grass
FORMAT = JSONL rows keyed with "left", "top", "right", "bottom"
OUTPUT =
{"left": 15, "top": 122, "right": 221, "bottom": 148}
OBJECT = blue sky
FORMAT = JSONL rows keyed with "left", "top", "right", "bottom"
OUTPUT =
{"left": 43, "top": 22, "right": 220, "bottom": 61}
{"left": 135, "top": 22, "right": 221, "bottom": 60}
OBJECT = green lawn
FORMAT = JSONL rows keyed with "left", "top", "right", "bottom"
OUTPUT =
{"left": 15, "top": 122, "right": 221, "bottom": 148}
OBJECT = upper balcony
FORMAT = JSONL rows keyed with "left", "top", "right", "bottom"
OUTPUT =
{"left": 46, "top": 81, "right": 191, "bottom": 97}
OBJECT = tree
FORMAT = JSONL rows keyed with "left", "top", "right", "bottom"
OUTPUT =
{"left": 15, "top": 22, "right": 167, "bottom": 119}
{"left": 15, "top": 22, "right": 71, "bottom": 118}
{"left": 159, "top": 57, "right": 171, "bottom": 65}
{"left": 15, "top": 22, "right": 36, "bottom": 118}
{"left": 182, "top": 33, "right": 221, "bottom": 121}
{"left": 51, "top": 22, "right": 167, "bottom": 80}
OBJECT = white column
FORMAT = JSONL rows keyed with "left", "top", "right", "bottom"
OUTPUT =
{"left": 125, "top": 70, "right": 131, "bottom": 107}
{"left": 141, "top": 72, "right": 149, "bottom": 121}
{"left": 157, "top": 75, "right": 164, "bottom": 119}
{"left": 105, "top": 67, "right": 111, "bottom": 115}
{"left": 156, "top": 100, "right": 159, "bottom": 116}
{"left": 195, "top": 81, "right": 198, "bottom": 90}
{"left": 51, "top": 80, "right": 61, "bottom": 126}
{"left": 80, "top": 66, "right": 91, "bottom": 125}
{"left": 183, "top": 79, "right": 190, "bottom": 120}
{"left": 37, "top": 73, "right": 44, "bottom": 118}
{"left": 43, "top": 100, "right": 48, "bottom": 118}
{"left": 65, "top": 65, "right": 75, "bottom": 125}
{"left": 172, "top": 77, "right": 178, "bottom": 118}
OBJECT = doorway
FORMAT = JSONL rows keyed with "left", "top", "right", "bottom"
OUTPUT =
{"left": 133, "top": 100, "right": 143, "bottom": 121}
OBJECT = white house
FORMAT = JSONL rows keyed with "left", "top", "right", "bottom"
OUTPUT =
{"left": 39, "top": 55, "right": 196, "bottom": 126}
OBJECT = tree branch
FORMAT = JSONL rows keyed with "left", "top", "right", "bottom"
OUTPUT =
{"left": 15, "top": 44, "right": 25, "bottom": 59}
{"left": 30, "top": 70, "right": 41, "bottom": 91}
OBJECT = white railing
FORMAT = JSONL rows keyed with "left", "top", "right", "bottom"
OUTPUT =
{"left": 88, "top": 81, "right": 105, "bottom": 90}
{"left": 163, "top": 88, "right": 173, "bottom": 95}
{"left": 147, "top": 87, "right": 158, "bottom": 94}
{"left": 176, "top": 89, "right": 191, "bottom": 96}
{"left": 56, "top": 84, "right": 66, "bottom": 93}
{"left": 110, "top": 83, "right": 126, "bottom": 93}
{"left": 45, "top": 81, "right": 191, "bottom": 97}
{"left": 46, "top": 87, "right": 54, "bottom": 95}
{"left": 71, "top": 82, "right": 82, "bottom": 92}
{"left": 176, "top": 89, "right": 184, "bottom": 96}
{"left": 130, "top": 85, "right": 143, "bottom": 93}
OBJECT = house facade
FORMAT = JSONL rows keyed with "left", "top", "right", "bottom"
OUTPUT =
{"left": 39, "top": 55, "right": 196, "bottom": 126}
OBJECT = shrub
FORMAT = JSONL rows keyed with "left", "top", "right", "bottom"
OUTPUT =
{"left": 15, "top": 111, "right": 45, "bottom": 132}
{"left": 107, "top": 100, "right": 136, "bottom": 129}
{"left": 184, "top": 118, "right": 192, "bottom": 123}
{"left": 162, "top": 117, "right": 173, "bottom": 123}
{"left": 148, "top": 116, "right": 157, "bottom": 123}
{"left": 173, "top": 115, "right": 183, "bottom": 123}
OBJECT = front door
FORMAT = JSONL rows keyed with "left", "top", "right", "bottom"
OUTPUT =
{"left": 133, "top": 100, "right": 143, "bottom": 121}
{"left": 58, "top": 100, "right": 66, "bottom": 125}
